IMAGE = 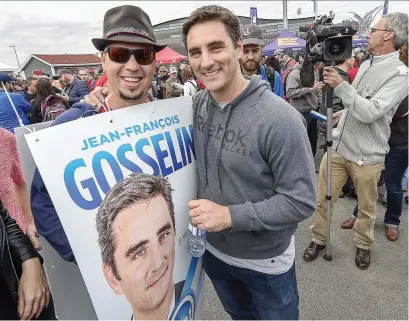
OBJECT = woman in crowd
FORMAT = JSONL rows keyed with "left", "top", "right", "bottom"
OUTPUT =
{"left": 0, "top": 127, "right": 40, "bottom": 250}
{"left": 182, "top": 68, "right": 199, "bottom": 96}
{"left": 31, "top": 79, "right": 67, "bottom": 123}
{"left": 0, "top": 200, "right": 54, "bottom": 320}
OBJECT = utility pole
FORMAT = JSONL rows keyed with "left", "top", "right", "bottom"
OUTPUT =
{"left": 9, "top": 45, "right": 21, "bottom": 69}
{"left": 283, "top": 0, "right": 288, "bottom": 30}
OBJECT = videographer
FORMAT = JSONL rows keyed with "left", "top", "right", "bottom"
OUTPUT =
{"left": 303, "top": 12, "right": 408, "bottom": 270}
{"left": 286, "top": 52, "right": 324, "bottom": 157}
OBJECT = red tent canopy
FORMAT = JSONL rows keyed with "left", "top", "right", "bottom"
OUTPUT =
{"left": 155, "top": 46, "right": 187, "bottom": 64}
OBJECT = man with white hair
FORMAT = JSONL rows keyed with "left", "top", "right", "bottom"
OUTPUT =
{"left": 303, "top": 12, "right": 408, "bottom": 270}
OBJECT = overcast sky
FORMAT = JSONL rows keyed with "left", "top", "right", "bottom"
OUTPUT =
{"left": 0, "top": 1, "right": 407, "bottom": 68}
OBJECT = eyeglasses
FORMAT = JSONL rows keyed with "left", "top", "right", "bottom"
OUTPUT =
{"left": 370, "top": 28, "right": 389, "bottom": 34}
{"left": 105, "top": 47, "right": 155, "bottom": 65}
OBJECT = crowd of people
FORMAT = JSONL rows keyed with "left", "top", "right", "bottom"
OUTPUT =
{"left": 0, "top": 3, "right": 408, "bottom": 320}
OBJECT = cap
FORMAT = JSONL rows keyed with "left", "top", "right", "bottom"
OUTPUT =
{"left": 169, "top": 66, "right": 177, "bottom": 74}
{"left": 241, "top": 24, "right": 264, "bottom": 46}
{"left": 56, "top": 69, "right": 73, "bottom": 77}
{"left": 92, "top": 5, "right": 166, "bottom": 52}
{"left": 273, "top": 49, "right": 283, "bottom": 56}
{"left": 0, "top": 73, "right": 17, "bottom": 83}
{"left": 283, "top": 47, "right": 294, "bottom": 56}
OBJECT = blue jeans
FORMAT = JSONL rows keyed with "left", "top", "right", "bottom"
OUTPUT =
{"left": 352, "top": 145, "right": 408, "bottom": 226}
{"left": 203, "top": 250, "right": 299, "bottom": 320}
{"left": 301, "top": 111, "right": 318, "bottom": 157}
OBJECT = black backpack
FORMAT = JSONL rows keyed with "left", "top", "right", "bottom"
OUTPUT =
{"left": 263, "top": 66, "right": 275, "bottom": 92}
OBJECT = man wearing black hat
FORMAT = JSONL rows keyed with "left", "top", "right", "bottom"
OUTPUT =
{"left": 31, "top": 5, "right": 165, "bottom": 268}
{"left": 240, "top": 24, "right": 284, "bottom": 98}
{"left": 56, "top": 68, "right": 89, "bottom": 106}
{"left": 0, "top": 73, "right": 31, "bottom": 132}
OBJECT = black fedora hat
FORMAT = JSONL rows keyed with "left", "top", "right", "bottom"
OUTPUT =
{"left": 92, "top": 5, "right": 166, "bottom": 52}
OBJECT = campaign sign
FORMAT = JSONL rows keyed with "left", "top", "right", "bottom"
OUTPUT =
{"left": 25, "top": 96, "right": 204, "bottom": 320}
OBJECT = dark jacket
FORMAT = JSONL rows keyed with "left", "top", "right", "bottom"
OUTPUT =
{"left": 389, "top": 95, "right": 408, "bottom": 147}
{"left": 0, "top": 201, "right": 56, "bottom": 320}
{"left": 156, "top": 76, "right": 169, "bottom": 100}
{"left": 64, "top": 77, "right": 90, "bottom": 106}
{"left": 0, "top": 201, "right": 41, "bottom": 304}
{"left": 22, "top": 91, "right": 35, "bottom": 104}
{"left": 30, "top": 102, "right": 98, "bottom": 262}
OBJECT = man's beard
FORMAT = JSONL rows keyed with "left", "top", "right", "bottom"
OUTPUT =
{"left": 119, "top": 90, "right": 143, "bottom": 102}
{"left": 242, "top": 60, "right": 260, "bottom": 73}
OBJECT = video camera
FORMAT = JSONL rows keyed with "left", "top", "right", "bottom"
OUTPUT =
{"left": 301, "top": 12, "right": 358, "bottom": 62}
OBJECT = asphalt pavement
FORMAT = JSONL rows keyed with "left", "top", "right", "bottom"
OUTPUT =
{"left": 202, "top": 142, "right": 408, "bottom": 320}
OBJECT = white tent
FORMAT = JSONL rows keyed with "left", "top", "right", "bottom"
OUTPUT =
{"left": 0, "top": 61, "right": 17, "bottom": 73}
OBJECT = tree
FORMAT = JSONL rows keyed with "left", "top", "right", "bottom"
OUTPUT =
{"left": 349, "top": 6, "right": 383, "bottom": 35}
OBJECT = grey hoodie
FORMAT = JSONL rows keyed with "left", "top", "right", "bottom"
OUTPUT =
{"left": 192, "top": 76, "right": 316, "bottom": 259}
{"left": 286, "top": 63, "right": 319, "bottom": 113}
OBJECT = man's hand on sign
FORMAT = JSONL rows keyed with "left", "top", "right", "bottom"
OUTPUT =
{"left": 188, "top": 199, "right": 232, "bottom": 232}
{"left": 82, "top": 86, "right": 108, "bottom": 108}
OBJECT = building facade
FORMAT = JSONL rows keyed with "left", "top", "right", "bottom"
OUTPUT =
{"left": 153, "top": 16, "right": 314, "bottom": 55}
{"left": 19, "top": 54, "right": 102, "bottom": 78}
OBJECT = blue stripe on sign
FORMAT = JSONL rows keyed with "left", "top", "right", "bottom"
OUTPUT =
{"left": 181, "top": 257, "right": 199, "bottom": 297}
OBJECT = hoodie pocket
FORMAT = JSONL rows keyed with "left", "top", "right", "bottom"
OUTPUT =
{"left": 240, "top": 230, "right": 286, "bottom": 252}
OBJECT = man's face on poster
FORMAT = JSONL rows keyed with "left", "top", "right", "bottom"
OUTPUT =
{"left": 104, "top": 195, "right": 176, "bottom": 314}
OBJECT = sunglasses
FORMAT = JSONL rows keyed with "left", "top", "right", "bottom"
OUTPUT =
{"left": 105, "top": 47, "right": 155, "bottom": 65}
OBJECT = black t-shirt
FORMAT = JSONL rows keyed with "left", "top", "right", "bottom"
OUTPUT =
{"left": 389, "top": 95, "right": 408, "bottom": 146}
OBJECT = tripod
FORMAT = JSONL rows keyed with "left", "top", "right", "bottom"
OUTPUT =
{"left": 323, "top": 81, "right": 334, "bottom": 261}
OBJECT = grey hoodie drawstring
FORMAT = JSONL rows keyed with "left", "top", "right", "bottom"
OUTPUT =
{"left": 202, "top": 99, "right": 214, "bottom": 190}
{"left": 216, "top": 104, "right": 234, "bottom": 194}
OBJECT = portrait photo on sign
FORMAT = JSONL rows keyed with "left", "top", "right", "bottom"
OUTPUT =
{"left": 96, "top": 173, "right": 185, "bottom": 320}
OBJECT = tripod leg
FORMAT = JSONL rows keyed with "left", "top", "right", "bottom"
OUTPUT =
{"left": 323, "top": 85, "right": 333, "bottom": 261}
